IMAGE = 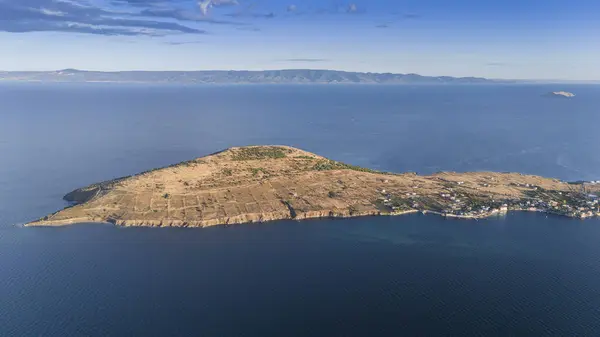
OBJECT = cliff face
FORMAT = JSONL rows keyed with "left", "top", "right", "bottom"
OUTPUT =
{"left": 111, "top": 209, "right": 386, "bottom": 228}
{"left": 26, "top": 146, "right": 600, "bottom": 227}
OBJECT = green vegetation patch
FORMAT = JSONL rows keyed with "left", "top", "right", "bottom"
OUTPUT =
{"left": 249, "top": 167, "right": 268, "bottom": 177}
{"left": 138, "top": 158, "right": 205, "bottom": 176}
{"left": 176, "top": 159, "right": 202, "bottom": 167}
{"left": 232, "top": 147, "right": 290, "bottom": 161}
{"left": 312, "top": 159, "right": 387, "bottom": 174}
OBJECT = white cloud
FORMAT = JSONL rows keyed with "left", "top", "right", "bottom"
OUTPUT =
{"left": 198, "top": 0, "right": 239, "bottom": 16}
{"left": 39, "top": 8, "right": 66, "bottom": 16}
{"left": 52, "top": 0, "right": 91, "bottom": 7}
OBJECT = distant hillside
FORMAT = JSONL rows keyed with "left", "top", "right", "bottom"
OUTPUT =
{"left": 0, "top": 69, "right": 506, "bottom": 84}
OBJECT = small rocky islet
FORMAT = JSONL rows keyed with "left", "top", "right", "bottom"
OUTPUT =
{"left": 548, "top": 91, "right": 576, "bottom": 98}
{"left": 27, "top": 146, "right": 600, "bottom": 227}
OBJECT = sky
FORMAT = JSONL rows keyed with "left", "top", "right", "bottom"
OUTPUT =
{"left": 1, "top": 0, "right": 599, "bottom": 80}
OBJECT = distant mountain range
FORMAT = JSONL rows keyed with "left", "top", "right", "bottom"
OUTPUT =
{"left": 0, "top": 69, "right": 510, "bottom": 84}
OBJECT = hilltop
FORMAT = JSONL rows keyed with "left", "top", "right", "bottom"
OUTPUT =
{"left": 0, "top": 69, "right": 503, "bottom": 84}
{"left": 26, "top": 146, "right": 600, "bottom": 227}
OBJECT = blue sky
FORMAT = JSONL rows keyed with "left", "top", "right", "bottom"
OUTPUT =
{"left": 1, "top": 0, "right": 599, "bottom": 80}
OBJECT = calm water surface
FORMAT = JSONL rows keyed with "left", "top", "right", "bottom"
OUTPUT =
{"left": 1, "top": 83, "right": 600, "bottom": 336}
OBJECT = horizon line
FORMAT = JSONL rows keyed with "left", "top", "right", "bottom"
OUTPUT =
{"left": 1, "top": 68, "right": 598, "bottom": 83}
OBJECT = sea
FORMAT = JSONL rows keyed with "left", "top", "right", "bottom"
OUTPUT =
{"left": 1, "top": 83, "right": 600, "bottom": 336}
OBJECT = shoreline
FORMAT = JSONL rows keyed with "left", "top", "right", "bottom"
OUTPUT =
{"left": 24, "top": 208, "right": 597, "bottom": 228}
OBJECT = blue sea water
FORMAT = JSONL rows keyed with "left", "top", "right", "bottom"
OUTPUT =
{"left": 1, "top": 83, "right": 600, "bottom": 336}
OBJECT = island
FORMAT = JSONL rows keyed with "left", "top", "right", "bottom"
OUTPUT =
{"left": 548, "top": 91, "right": 576, "bottom": 98}
{"left": 26, "top": 146, "right": 600, "bottom": 227}
{"left": 0, "top": 69, "right": 505, "bottom": 85}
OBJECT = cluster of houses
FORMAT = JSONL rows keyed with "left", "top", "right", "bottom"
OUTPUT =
{"left": 376, "top": 186, "right": 600, "bottom": 219}
{"left": 507, "top": 192, "right": 600, "bottom": 219}
{"left": 435, "top": 188, "right": 508, "bottom": 217}
{"left": 377, "top": 189, "right": 413, "bottom": 212}
{"left": 509, "top": 182, "right": 540, "bottom": 190}
{"left": 441, "top": 197, "right": 509, "bottom": 218}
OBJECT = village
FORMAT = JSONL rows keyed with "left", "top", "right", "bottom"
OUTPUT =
{"left": 376, "top": 180, "right": 600, "bottom": 220}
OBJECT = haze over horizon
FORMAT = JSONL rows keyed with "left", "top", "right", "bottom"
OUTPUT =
{"left": 1, "top": 0, "right": 599, "bottom": 81}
